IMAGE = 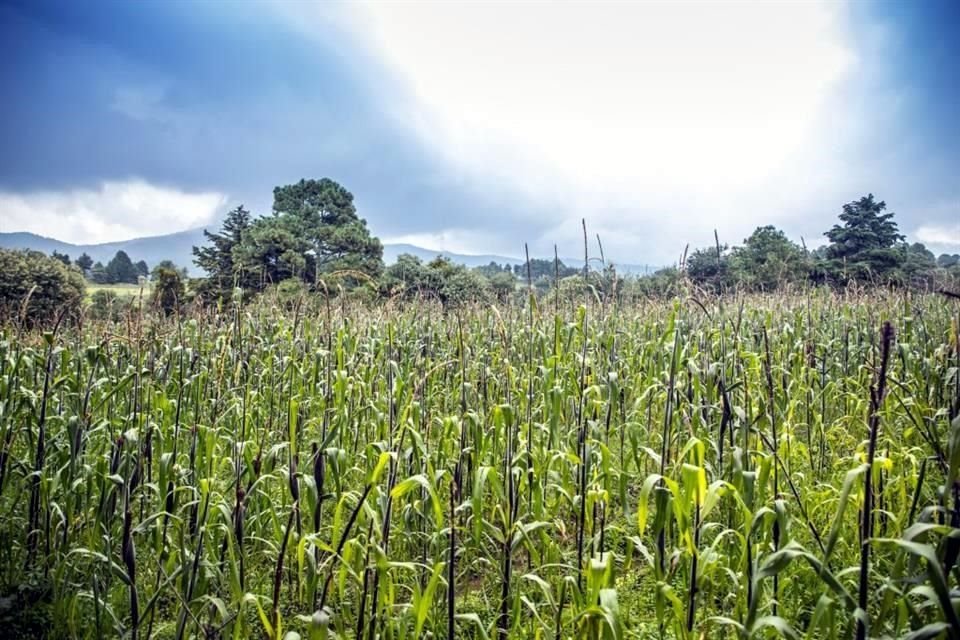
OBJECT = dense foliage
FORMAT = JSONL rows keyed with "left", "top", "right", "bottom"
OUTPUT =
{"left": 682, "top": 197, "right": 959, "bottom": 294}
{"left": 381, "top": 255, "right": 493, "bottom": 306}
{"left": 88, "top": 250, "right": 151, "bottom": 285}
{"left": 0, "top": 289, "right": 958, "bottom": 639}
{"left": 194, "top": 179, "right": 383, "bottom": 303}
{"left": 184, "top": 188, "right": 958, "bottom": 308}
{"left": 150, "top": 265, "right": 185, "bottom": 315}
{"left": 0, "top": 248, "right": 85, "bottom": 325}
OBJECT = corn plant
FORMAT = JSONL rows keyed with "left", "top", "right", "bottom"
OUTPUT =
{"left": 0, "top": 289, "right": 957, "bottom": 639}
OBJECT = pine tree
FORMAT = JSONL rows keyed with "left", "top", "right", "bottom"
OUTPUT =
{"left": 192, "top": 205, "right": 253, "bottom": 300}
{"left": 824, "top": 194, "right": 906, "bottom": 281}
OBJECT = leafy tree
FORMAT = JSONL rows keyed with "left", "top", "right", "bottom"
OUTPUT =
{"left": 90, "top": 261, "right": 108, "bottom": 284}
{"left": 135, "top": 260, "right": 149, "bottom": 279}
{"left": 51, "top": 250, "right": 71, "bottom": 266}
{"left": 936, "top": 253, "right": 959, "bottom": 269}
{"left": 75, "top": 252, "right": 93, "bottom": 273}
{"left": 487, "top": 271, "right": 517, "bottom": 302}
{"left": 897, "top": 242, "right": 937, "bottom": 286}
{"left": 824, "top": 194, "right": 905, "bottom": 281}
{"left": 381, "top": 254, "right": 488, "bottom": 307}
{"left": 151, "top": 260, "right": 187, "bottom": 280}
{"left": 151, "top": 265, "right": 185, "bottom": 315}
{"left": 261, "top": 278, "right": 312, "bottom": 310}
{"left": 193, "top": 205, "right": 254, "bottom": 299}
{"left": 233, "top": 216, "right": 305, "bottom": 286}
{"left": 635, "top": 266, "right": 681, "bottom": 298}
{"left": 427, "top": 257, "right": 489, "bottom": 307}
{"left": 513, "top": 258, "right": 578, "bottom": 280}
{"left": 475, "top": 261, "right": 514, "bottom": 278}
{"left": 104, "top": 250, "right": 139, "bottom": 284}
{"left": 270, "top": 178, "right": 383, "bottom": 280}
{"left": 685, "top": 244, "right": 731, "bottom": 292}
{"left": 230, "top": 179, "right": 383, "bottom": 291}
{"left": 730, "top": 226, "right": 808, "bottom": 290}
{"left": 383, "top": 254, "right": 430, "bottom": 291}
{"left": 382, "top": 254, "right": 438, "bottom": 300}
{"left": 88, "top": 289, "right": 131, "bottom": 322}
{"left": 0, "top": 249, "right": 85, "bottom": 325}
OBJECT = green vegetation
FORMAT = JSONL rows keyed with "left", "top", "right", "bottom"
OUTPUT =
{"left": 81, "top": 251, "right": 165, "bottom": 287}
{"left": 194, "top": 179, "right": 382, "bottom": 303}
{"left": 381, "top": 254, "right": 493, "bottom": 306}
{"left": 0, "top": 248, "right": 85, "bottom": 325}
{"left": 182, "top": 185, "right": 958, "bottom": 307}
{"left": 86, "top": 282, "right": 149, "bottom": 295}
{"left": 1, "top": 282, "right": 959, "bottom": 639}
{"left": 3, "top": 180, "right": 960, "bottom": 638}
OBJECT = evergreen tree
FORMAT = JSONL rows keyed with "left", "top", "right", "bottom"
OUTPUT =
{"left": 104, "top": 250, "right": 138, "bottom": 284}
{"left": 75, "top": 253, "right": 93, "bottom": 273}
{"left": 824, "top": 194, "right": 905, "bottom": 281}
{"left": 193, "top": 205, "right": 253, "bottom": 299}
{"left": 233, "top": 179, "right": 383, "bottom": 289}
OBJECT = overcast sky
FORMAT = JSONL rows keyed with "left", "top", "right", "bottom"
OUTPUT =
{"left": 1, "top": 0, "right": 958, "bottom": 264}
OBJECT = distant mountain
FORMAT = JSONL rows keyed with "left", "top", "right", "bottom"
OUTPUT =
{"left": 383, "top": 243, "right": 523, "bottom": 268}
{"left": 0, "top": 230, "right": 657, "bottom": 276}
{"left": 0, "top": 229, "right": 207, "bottom": 274}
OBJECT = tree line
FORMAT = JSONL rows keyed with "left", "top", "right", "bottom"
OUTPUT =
{"left": 194, "top": 182, "right": 959, "bottom": 305}
{"left": 2, "top": 179, "right": 958, "bottom": 325}
{"left": 55, "top": 249, "right": 148, "bottom": 285}
{"left": 681, "top": 194, "right": 958, "bottom": 293}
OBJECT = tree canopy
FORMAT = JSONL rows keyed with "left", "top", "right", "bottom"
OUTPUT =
{"left": 181, "top": 188, "right": 960, "bottom": 304}
{"left": 103, "top": 250, "right": 140, "bottom": 284}
{"left": 74, "top": 252, "right": 93, "bottom": 272}
{"left": 0, "top": 249, "right": 85, "bottom": 325}
{"left": 193, "top": 205, "right": 253, "bottom": 300}
{"left": 152, "top": 264, "right": 185, "bottom": 315}
{"left": 247, "top": 179, "right": 383, "bottom": 284}
{"left": 730, "top": 225, "right": 808, "bottom": 290}
{"left": 198, "top": 179, "right": 385, "bottom": 295}
{"left": 382, "top": 254, "right": 490, "bottom": 307}
{"left": 823, "top": 194, "right": 906, "bottom": 281}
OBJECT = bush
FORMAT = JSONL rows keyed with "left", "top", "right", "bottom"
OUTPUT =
{"left": 87, "top": 289, "right": 136, "bottom": 322}
{"left": 381, "top": 254, "right": 490, "bottom": 307}
{"left": 0, "top": 249, "right": 85, "bottom": 326}
{"left": 151, "top": 267, "right": 186, "bottom": 315}
{"left": 260, "top": 278, "right": 311, "bottom": 311}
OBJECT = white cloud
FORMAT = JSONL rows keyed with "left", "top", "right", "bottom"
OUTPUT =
{"left": 908, "top": 199, "right": 960, "bottom": 253}
{"left": 382, "top": 229, "right": 515, "bottom": 257}
{"left": 0, "top": 180, "right": 227, "bottom": 244}
{"left": 915, "top": 224, "right": 960, "bottom": 251}
{"left": 335, "top": 1, "right": 861, "bottom": 260}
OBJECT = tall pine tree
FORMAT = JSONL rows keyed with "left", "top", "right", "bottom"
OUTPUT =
{"left": 192, "top": 205, "right": 253, "bottom": 300}
{"left": 824, "top": 194, "right": 906, "bottom": 281}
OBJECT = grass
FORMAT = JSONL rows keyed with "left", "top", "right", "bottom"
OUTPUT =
{"left": 0, "top": 287, "right": 958, "bottom": 639}
{"left": 85, "top": 281, "right": 150, "bottom": 294}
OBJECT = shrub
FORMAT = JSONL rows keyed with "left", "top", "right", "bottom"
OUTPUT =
{"left": 0, "top": 249, "right": 85, "bottom": 326}
{"left": 87, "top": 289, "right": 136, "bottom": 322}
{"left": 151, "top": 267, "right": 185, "bottom": 315}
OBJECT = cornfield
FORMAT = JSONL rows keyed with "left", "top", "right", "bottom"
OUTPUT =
{"left": 1, "top": 288, "right": 959, "bottom": 639}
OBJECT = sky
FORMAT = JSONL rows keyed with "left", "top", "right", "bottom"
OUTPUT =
{"left": 0, "top": 0, "right": 958, "bottom": 265}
